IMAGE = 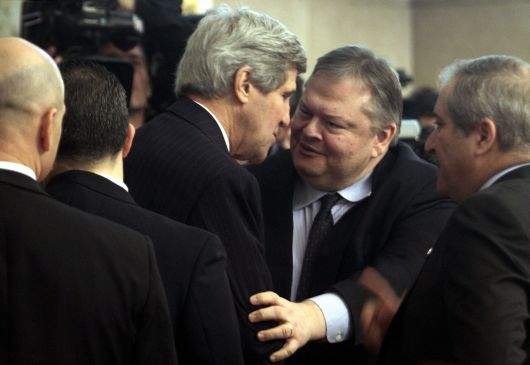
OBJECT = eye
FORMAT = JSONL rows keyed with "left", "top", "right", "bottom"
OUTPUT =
{"left": 282, "top": 92, "right": 293, "bottom": 101}
{"left": 326, "top": 120, "right": 342, "bottom": 129}
{"left": 297, "top": 105, "right": 311, "bottom": 117}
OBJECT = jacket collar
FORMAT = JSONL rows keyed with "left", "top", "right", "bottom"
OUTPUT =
{"left": 47, "top": 170, "right": 136, "bottom": 205}
{"left": 495, "top": 163, "right": 530, "bottom": 185}
{"left": 167, "top": 96, "right": 229, "bottom": 153}
{"left": 0, "top": 169, "right": 47, "bottom": 196}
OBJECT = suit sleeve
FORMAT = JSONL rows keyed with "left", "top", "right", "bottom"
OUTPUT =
{"left": 134, "top": 239, "right": 178, "bottom": 365}
{"left": 189, "top": 170, "right": 283, "bottom": 364}
{"left": 331, "top": 177, "right": 455, "bottom": 344}
{"left": 181, "top": 234, "right": 245, "bottom": 365}
{"left": 440, "top": 194, "right": 529, "bottom": 365}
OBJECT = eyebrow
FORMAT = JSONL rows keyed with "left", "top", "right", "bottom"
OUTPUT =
{"left": 300, "top": 101, "right": 351, "bottom": 124}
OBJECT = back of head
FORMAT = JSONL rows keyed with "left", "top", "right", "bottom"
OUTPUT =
{"left": 58, "top": 60, "right": 129, "bottom": 164}
{"left": 175, "top": 5, "right": 306, "bottom": 98}
{"left": 0, "top": 37, "right": 64, "bottom": 125}
{"left": 440, "top": 55, "right": 530, "bottom": 152}
{"left": 311, "top": 45, "right": 402, "bottom": 144}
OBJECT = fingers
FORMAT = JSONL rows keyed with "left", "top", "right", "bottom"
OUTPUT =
{"left": 358, "top": 267, "right": 401, "bottom": 310}
{"left": 249, "top": 305, "right": 286, "bottom": 323}
{"left": 256, "top": 323, "right": 294, "bottom": 341}
{"left": 360, "top": 299, "right": 378, "bottom": 336}
{"left": 269, "top": 338, "right": 300, "bottom": 362}
{"left": 250, "top": 291, "right": 289, "bottom": 307}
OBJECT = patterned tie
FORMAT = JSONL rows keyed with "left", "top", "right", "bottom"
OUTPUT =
{"left": 296, "top": 193, "right": 342, "bottom": 301}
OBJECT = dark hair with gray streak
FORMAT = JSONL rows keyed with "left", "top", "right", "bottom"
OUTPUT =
{"left": 439, "top": 55, "right": 530, "bottom": 151}
{"left": 175, "top": 4, "right": 306, "bottom": 98}
{"left": 311, "top": 45, "right": 402, "bottom": 144}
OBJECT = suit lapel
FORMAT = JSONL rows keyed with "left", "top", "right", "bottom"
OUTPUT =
{"left": 167, "top": 97, "right": 229, "bottom": 153}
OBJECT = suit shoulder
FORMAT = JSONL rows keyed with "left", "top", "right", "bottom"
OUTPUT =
{"left": 139, "top": 205, "right": 222, "bottom": 246}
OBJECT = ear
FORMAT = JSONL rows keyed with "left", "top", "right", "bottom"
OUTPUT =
{"left": 38, "top": 108, "right": 58, "bottom": 152}
{"left": 474, "top": 117, "right": 497, "bottom": 155}
{"left": 233, "top": 66, "right": 253, "bottom": 104}
{"left": 371, "top": 123, "right": 397, "bottom": 158}
{"left": 122, "top": 123, "right": 136, "bottom": 158}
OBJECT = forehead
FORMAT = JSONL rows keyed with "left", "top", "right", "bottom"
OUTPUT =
{"left": 277, "top": 68, "right": 298, "bottom": 91}
{"left": 304, "top": 74, "right": 371, "bottom": 118}
{"left": 434, "top": 82, "right": 454, "bottom": 118}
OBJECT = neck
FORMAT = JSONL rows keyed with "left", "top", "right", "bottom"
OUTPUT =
{"left": 479, "top": 150, "right": 530, "bottom": 184}
{"left": 0, "top": 145, "right": 41, "bottom": 180}
{"left": 459, "top": 150, "right": 530, "bottom": 202}
{"left": 188, "top": 94, "right": 236, "bottom": 150}
{"left": 52, "top": 154, "right": 123, "bottom": 182}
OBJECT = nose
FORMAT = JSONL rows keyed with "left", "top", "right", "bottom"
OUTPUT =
{"left": 424, "top": 129, "right": 436, "bottom": 155}
{"left": 298, "top": 116, "right": 322, "bottom": 140}
{"left": 280, "top": 102, "right": 291, "bottom": 128}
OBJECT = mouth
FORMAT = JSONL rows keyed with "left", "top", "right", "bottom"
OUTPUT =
{"left": 295, "top": 141, "right": 323, "bottom": 157}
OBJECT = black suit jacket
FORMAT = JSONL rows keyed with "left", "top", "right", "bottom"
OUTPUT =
{"left": 0, "top": 170, "right": 176, "bottom": 365}
{"left": 124, "top": 97, "right": 279, "bottom": 364}
{"left": 46, "top": 170, "right": 244, "bottom": 365}
{"left": 379, "top": 165, "right": 530, "bottom": 365}
{"left": 249, "top": 143, "right": 455, "bottom": 364}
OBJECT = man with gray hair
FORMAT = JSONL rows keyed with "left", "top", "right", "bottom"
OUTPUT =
{"left": 248, "top": 45, "right": 453, "bottom": 364}
{"left": 124, "top": 5, "right": 306, "bottom": 363}
{"left": 371, "top": 55, "right": 530, "bottom": 364}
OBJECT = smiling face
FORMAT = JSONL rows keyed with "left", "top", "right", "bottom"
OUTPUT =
{"left": 291, "top": 74, "right": 394, "bottom": 191}
{"left": 237, "top": 68, "right": 298, "bottom": 164}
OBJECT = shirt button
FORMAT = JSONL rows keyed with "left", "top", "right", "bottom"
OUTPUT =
{"left": 335, "top": 331, "right": 343, "bottom": 342}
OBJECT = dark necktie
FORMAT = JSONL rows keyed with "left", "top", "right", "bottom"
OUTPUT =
{"left": 296, "top": 193, "right": 342, "bottom": 301}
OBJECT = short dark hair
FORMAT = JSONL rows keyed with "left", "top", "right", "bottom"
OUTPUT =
{"left": 58, "top": 60, "right": 128, "bottom": 164}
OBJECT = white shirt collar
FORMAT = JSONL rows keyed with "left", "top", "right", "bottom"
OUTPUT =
{"left": 193, "top": 100, "right": 230, "bottom": 152}
{"left": 480, "top": 162, "right": 530, "bottom": 190}
{"left": 293, "top": 172, "right": 372, "bottom": 210}
{"left": 0, "top": 161, "right": 37, "bottom": 180}
{"left": 93, "top": 172, "right": 129, "bottom": 192}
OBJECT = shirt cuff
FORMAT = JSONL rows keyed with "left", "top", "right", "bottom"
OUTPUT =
{"left": 309, "top": 293, "right": 351, "bottom": 343}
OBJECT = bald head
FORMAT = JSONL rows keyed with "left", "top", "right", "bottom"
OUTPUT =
{"left": 0, "top": 37, "right": 64, "bottom": 121}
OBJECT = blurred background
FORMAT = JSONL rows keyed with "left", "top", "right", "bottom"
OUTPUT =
{"left": 1, "top": 0, "right": 528, "bottom": 151}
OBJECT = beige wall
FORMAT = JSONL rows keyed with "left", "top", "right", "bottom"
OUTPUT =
{"left": 0, "top": 0, "right": 22, "bottom": 37}
{"left": 215, "top": 0, "right": 413, "bottom": 77}
{"left": 413, "top": 0, "right": 530, "bottom": 87}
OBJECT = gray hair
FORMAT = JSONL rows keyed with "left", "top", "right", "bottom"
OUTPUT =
{"left": 310, "top": 45, "right": 402, "bottom": 144}
{"left": 175, "top": 5, "right": 306, "bottom": 98}
{"left": 439, "top": 55, "right": 530, "bottom": 151}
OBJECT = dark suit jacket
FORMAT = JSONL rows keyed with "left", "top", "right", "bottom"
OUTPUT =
{"left": 46, "top": 170, "right": 244, "bottom": 365}
{"left": 249, "top": 142, "right": 455, "bottom": 364}
{"left": 0, "top": 169, "right": 176, "bottom": 365}
{"left": 379, "top": 165, "right": 530, "bottom": 365}
{"left": 124, "top": 97, "right": 279, "bottom": 364}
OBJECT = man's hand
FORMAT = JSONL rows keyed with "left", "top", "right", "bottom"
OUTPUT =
{"left": 249, "top": 291, "right": 326, "bottom": 362}
{"left": 358, "top": 267, "right": 402, "bottom": 354}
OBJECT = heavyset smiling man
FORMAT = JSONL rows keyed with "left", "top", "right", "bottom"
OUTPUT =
{"left": 249, "top": 45, "right": 454, "bottom": 364}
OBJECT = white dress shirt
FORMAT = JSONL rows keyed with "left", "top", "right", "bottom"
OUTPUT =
{"left": 193, "top": 100, "right": 230, "bottom": 151}
{"left": 292, "top": 173, "right": 372, "bottom": 343}
{"left": 0, "top": 161, "right": 37, "bottom": 180}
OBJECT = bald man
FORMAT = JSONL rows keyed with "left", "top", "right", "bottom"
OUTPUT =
{"left": 0, "top": 37, "right": 177, "bottom": 364}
